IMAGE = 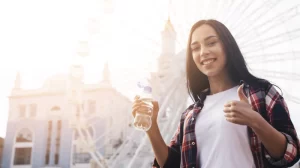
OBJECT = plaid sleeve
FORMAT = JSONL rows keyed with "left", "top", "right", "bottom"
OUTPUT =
{"left": 152, "top": 106, "right": 192, "bottom": 168}
{"left": 263, "top": 85, "right": 300, "bottom": 167}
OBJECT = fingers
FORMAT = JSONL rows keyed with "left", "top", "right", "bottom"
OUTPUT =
{"left": 131, "top": 102, "right": 141, "bottom": 117}
{"left": 224, "top": 104, "right": 241, "bottom": 123}
{"left": 131, "top": 106, "right": 139, "bottom": 117}
{"left": 223, "top": 104, "right": 239, "bottom": 113}
{"left": 224, "top": 100, "right": 250, "bottom": 108}
{"left": 134, "top": 95, "right": 140, "bottom": 100}
{"left": 223, "top": 106, "right": 231, "bottom": 113}
{"left": 224, "top": 101, "right": 249, "bottom": 113}
{"left": 225, "top": 116, "right": 241, "bottom": 124}
{"left": 132, "top": 99, "right": 141, "bottom": 108}
{"left": 224, "top": 112, "right": 239, "bottom": 118}
{"left": 237, "top": 84, "right": 249, "bottom": 103}
{"left": 224, "top": 111, "right": 242, "bottom": 123}
{"left": 131, "top": 101, "right": 152, "bottom": 117}
{"left": 132, "top": 97, "right": 141, "bottom": 117}
{"left": 224, "top": 101, "right": 238, "bottom": 107}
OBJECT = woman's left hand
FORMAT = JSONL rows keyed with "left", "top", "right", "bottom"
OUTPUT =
{"left": 223, "top": 84, "right": 260, "bottom": 127}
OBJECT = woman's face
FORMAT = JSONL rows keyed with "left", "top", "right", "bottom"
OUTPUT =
{"left": 190, "top": 24, "right": 227, "bottom": 78}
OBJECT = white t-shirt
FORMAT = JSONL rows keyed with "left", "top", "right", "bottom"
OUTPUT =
{"left": 195, "top": 86, "right": 255, "bottom": 168}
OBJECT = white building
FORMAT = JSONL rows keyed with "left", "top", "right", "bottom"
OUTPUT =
{"left": 2, "top": 63, "right": 132, "bottom": 168}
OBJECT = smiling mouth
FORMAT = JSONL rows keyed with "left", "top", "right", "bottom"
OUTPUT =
{"left": 201, "top": 58, "right": 216, "bottom": 65}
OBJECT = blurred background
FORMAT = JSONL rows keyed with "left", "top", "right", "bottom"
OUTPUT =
{"left": 0, "top": 0, "right": 300, "bottom": 167}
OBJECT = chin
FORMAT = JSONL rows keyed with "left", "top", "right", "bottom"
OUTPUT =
{"left": 203, "top": 70, "right": 220, "bottom": 77}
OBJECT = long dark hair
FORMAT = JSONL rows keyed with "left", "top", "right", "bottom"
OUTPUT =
{"left": 186, "top": 19, "right": 263, "bottom": 102}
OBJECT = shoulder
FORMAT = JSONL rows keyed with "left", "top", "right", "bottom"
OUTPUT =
{"left": 249, "top": 79, "right": 283, "bottom": 104}
{"left": 249, "top": 79, "right": 281, "bottom": 95}
{"left": 249, "top": 79, "right": 270, "bottom": 90}
{"left": 181, "top": 103, "right": 195, "bottom": 119}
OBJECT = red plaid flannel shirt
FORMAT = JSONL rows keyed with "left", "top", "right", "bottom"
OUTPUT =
{"left": 153, "top": 80, "right": 300, "bottom": 168}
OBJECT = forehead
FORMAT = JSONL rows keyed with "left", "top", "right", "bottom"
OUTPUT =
{"left": 191, "top": 24, "right": 218, "bottom": 42}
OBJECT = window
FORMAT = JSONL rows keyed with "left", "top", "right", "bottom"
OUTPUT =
{"left": 51, "top": 106, "right": 60, "bottom": 112}
{"left": 13, "top": 128, "right": 33, "bottom": 165}
{"left": 19, "top": 105, "right": 26, "bottom": 118}
{"left": 55, "top": 120, "right": 62, "bottom": 165}
{"left": 16, "top": 128, "right": 32, "bottom": 143}
{"left": 45, "top": 121, "right": 52, "bottom": 165}
{"left": 13, "top": 148, "right": 32, "bottom": 165}
{"left": 50, "top": 106, "right": 61, "bottom": 118}
{"left": 29, "top": 104, "right": 37, "bottom": 118}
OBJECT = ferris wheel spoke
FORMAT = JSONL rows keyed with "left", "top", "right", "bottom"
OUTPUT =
{"left": 252, "top": 69, "right": 300, "bottom": 80}
{"left": 240, "top": 28, "right": 300, "bottom": 54}
{"left": 234, "top": 0, "right": 284, "bottom": 37}
{"left": 222, "top": 0, "right": 245, "bottom": 24}
{"left": 225, "top": 0, "right": 253, "bottom": 28}
{"left": 237, "top": 4, "right": 300, "bottom": 41}
{"left": 230, "top": 1, "right": 278, "bottom": 32}
{"left": 246, "top": 51, "right": 300, "bottom": 63}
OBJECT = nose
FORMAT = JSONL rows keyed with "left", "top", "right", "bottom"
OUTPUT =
{"left": 200, "top": 46, "right": 209, "bottom": 57}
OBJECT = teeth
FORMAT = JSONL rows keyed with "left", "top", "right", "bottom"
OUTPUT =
{"left": 202, "top": 59, "right": 215, "bottom": 65}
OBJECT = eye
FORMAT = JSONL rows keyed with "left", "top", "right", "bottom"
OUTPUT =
{"left": 191, "top": 46, "right": 200, "bottom": 52}
{"left": 208, "top": 41, "right": 216, "bottom": 46}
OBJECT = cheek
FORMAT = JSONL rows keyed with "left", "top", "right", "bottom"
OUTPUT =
{"left": 217, "top": 54, "right": 226, "bottom": 64}
{"left": 192, "top": 53, "right": 200, "bottom": 65}
{"left": 215, "top": 48, "right": 227, "bottom": 65}
{"left": 219, "top": 53, "right": 227, "bottom": 66}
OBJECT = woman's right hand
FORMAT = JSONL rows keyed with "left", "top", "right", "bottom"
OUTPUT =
{"left": 131, "top": 95, "right": 160, "bottom": 125}
{"left": 132, "top": 96, "right": 168, "bottom": 167}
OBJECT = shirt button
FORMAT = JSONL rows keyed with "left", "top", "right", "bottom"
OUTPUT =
{"left": 191, "top": 117, "right": 194, "bottom": 121}
{"left": 192, "top": 142, "right": 195, "bottom": 145}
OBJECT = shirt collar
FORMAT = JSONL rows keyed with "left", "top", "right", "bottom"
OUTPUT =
{"left": 195, "top": 80, "right": 250, "bottom": 107}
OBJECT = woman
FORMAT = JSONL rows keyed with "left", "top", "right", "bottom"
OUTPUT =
{"left": 132, "top": 20, "right": 300, "bottom": 168}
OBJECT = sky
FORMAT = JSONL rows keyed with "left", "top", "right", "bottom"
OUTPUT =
{"left": 0, "top": 0, "right": 300, "bottom": 138}
{"left": 0, "top": 0, "right": 179, "bottom": 138}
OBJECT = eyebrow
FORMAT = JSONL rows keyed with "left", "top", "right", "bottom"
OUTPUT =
{"left": 191, "top": 35, "right": 217, "bottom": 46}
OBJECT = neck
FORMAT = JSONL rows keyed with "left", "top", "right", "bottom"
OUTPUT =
{"left": 208, "top": 72, "right": 236, "bottom": 95}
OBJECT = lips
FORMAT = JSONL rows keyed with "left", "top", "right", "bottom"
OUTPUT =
{"left": 201, "top": 58, "right": 216, "bottom": 65}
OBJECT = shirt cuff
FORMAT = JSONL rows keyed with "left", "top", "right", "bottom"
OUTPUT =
{"left": 152, "top": 146, "right": 181, "bottom": 168}
{"left": 264, "top": 132, "right": 298, "bottom": 166}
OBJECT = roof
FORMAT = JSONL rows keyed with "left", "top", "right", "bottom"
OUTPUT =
{"left": 164, "top": 17, "right": 175, "bottom": 32}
